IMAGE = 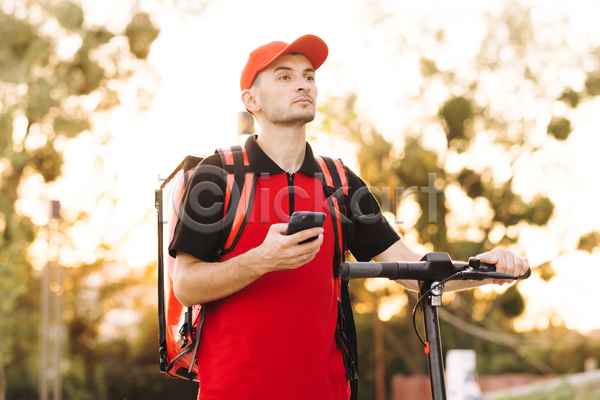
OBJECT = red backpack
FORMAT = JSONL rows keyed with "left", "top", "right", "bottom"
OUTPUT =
{"left": 156, "top": 145, "right": 358, "bottom": 398}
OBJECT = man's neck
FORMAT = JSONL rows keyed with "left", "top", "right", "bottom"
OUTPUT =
{"left": 255, "top": 125, "right": 306, "bottom": 173}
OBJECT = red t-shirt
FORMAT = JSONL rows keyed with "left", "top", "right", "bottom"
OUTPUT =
{"left": 170, "top": 135, "right": 399, "bottom": 399}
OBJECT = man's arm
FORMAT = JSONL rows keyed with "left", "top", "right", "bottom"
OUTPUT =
{"left": 372, "top": 239, "right": 530, "bottom": 292}
{"left": 173, "top": 224, "right": 324, "bottom": 306}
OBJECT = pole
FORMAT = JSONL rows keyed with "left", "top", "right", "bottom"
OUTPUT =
{"left": 50, "top": 200, "right": 62, "bottom": 400}
{"left": 40, "top": 200, "right": 62, "bottom": 400}
{"left": 40, "top": 258, "right": 49, "bottom": 400}
{"left": 374, "top": 309, "right": 386, "bottom": 400}
{"left": 420, "top": 281, "right": 446, "bottom": 400}
{"left": 52, "top": 251, "right": 62, "bottom": 400}
{"left": 238, "top": 111, "right": 254, "bottom": 144}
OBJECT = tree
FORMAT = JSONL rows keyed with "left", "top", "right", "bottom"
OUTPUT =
{"left": 318, "top": 0, "right": 600, "bottom": 397}
{"left": 0, "top": 1, "right": 162, "bottom": 397}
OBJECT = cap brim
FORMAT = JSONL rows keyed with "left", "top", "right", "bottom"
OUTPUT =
{"left": 257, "top": 34, "right": 329, "bottom": 74}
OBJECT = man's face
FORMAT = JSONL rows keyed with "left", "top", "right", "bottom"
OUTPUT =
{"left": 252, "top": 53, "right": 318, "bottom": 127}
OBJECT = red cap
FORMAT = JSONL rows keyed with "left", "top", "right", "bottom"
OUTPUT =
{"left": 240, "top": 34, "right": 328, "bottom": 91}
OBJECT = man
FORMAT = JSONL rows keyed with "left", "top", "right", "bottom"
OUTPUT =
{"left": 169, "top": 34, "right": 529, "bottom": 400}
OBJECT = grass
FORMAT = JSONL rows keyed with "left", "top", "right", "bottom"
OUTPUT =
{"left": 492, "top": 382, "right": 600, "bottom": 400}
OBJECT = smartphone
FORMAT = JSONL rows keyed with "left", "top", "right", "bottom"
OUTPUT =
{"left": 285, "top": 211, "right": 327, "bottom": 244}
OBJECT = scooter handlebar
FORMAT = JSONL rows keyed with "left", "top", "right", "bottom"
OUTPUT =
{"left": 339, "top": 253, "right": 531, "bottom": 282}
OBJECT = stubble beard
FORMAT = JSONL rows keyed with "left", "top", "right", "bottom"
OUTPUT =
{"left": 274, "top": 111, "right": 315, "bottom": 127}
{"left": 261, "top": 95, "right": 316, "bottom": 127}
{"left": 265, "top": 106, "right": 315, "bottom": 127}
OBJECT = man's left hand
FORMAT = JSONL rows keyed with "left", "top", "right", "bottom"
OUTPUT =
{"left": 476, "top": 248, "right": 530, "bottom": 285}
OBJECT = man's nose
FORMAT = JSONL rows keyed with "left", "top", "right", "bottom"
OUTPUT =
{"left": 296, "top": 78, "right": 311, "bottom": 92}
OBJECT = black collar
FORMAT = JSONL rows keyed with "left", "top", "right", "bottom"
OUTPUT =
{"left": 245, "top": 134, "right": 321, "bottom": 176}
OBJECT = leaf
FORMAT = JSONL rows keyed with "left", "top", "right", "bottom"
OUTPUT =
{"left": 521, "top": 196, "right": 554, "bottom": 225}
{"left": 585, "top": 70, "right": 600, "bottom": 97}
{"left": 29, "top": 144, "right": 63, "bottom": 182}
{"left": 26, "top": 78, "right": 61, "bottom": 123}
{"left": 125, "top": 13, "right": 160, "bottom": 60}
{"left": 547, "top": 117, "right": 572, "bottom": 141}
{"left": 52, "top": 1, "right": 85, "bottom": 31}
{"left": 536, "top": 261, "right": 555, "bottom": 282}
{"left": 451, "top": 240, "right": 485, "bottom": 262}
{"left": 577, "top": 231, "right": 600, "bottom": 253}
{"left": 559, "top": 89, "right": 580, "bottom": 108}
{"left": 498, "top": 284, "right": 525, "bottom": 318}
{"left": 0, "top": 11, "right": 52, "bottom": 83}
{"left": 53, "top": 114, "right": 91, "bottom": 137}
{"left": 439, "top": 96, "right": 474, "bottom": 143}
{"left": 420, "top": 58, "right": 439, "bottom": 77}
{"left": 457, "top": 169, "right": 484, "bottom": 199}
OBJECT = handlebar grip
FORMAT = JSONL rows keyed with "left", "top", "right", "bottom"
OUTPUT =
{"left": 479, "top": 262, "right": 532, "bottom": 279}
{"left": 340, "top": 262, "right": 376, "bottom": 279}
{"left": 339, "top": 262, "right": 401, "bottom": 280}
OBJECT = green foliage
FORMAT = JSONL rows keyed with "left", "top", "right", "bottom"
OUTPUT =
{"left": 520, "top": 197, "right": 554, "bottom": 226}
{"left": 439, "top": 96, "right": 474, "bottom": 144}
{"left": 536, "top": 261, "right": 555, "bottom": 282}
{"left": 58, "top": 263, "right": 202, "bottom": 399}
{"left": 0, "top": 1, "right": 163, "bottom": 398}
{"left": 318, "top": 1, "right": 600, "bottom": 396}
{"left": 497, "top": 285, "right": 526, "bottom": 319}
{"left": 0, "top": 12, "right": 52, "bottom": 83}
{"left": 577, "top": 231, "right": 600, "bottom": 253}
{"left": 585, "top": 70, "right": 600, "bottom": 97}
{"left": 458, "top": 169, "right": 484, "bottom": 199}
{"left": 559, "top": 89, "right": 580, "bottom": 108}
{"left": 451, "top": 240, "right": 486, "bottom": 263}
{"left": 53, "top": 114, "right": 92, "bottom": 138}
{"left": 30, "top": 144, "right": 63, "bottom": 182}
{"left": 547, "top": 117, "right": 572, "bottom": 141}
{"left": 52, "top": 1, "right": 85, "bottom": 31}
{"left": 396, "top": 137, "right": 440, "bottom": 189}
{"left": 492, "top": 189, "right": 553, "bottom": 227}
{"left": 420, "top": 58, "right": 439, "bottom": 77}
{"left": 125, "top": 13, "right": 161, "bottom": 60}
{"left": 502, "top": 1, "right": 533, "bottom": 49}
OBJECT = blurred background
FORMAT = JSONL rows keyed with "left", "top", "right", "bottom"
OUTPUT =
{"left": 1, "top": 0, "right": 600, "bottom": 399}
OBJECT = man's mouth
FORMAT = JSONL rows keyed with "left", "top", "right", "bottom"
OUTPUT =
{"left": 294, "top": 96, "right": 313, "bottom": 104}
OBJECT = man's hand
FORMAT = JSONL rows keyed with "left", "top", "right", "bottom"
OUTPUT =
{"left": 173, "top": 223, "right": 324, "bottom": 306}
{"left": 476, "top": 248, "right": 530, "bottom": 285}
{"left": 251, "top": 223, "right": 324, "bottom": 275}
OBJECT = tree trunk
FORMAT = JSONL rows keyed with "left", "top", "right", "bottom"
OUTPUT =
{"left": 374, "top": 310, "right": 386, "bottom": 400}
{"left": 0, "top": 331, "right": 6, "bottom": 400}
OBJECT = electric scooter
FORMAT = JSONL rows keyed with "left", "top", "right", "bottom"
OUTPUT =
{"left": 339, "top": 252, "right": 531, "bottom": 400}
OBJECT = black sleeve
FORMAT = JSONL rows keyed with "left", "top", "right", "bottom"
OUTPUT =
{"left": 344, "top": 167, "right": 400, "bottom": 261}
{"left": 168, "top": 154, "right": 226, "bottom": 262}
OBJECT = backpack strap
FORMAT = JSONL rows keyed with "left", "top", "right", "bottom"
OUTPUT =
{"left": 314, "top": 156, "right": 359, "bottom": 397}
{"left": 215, "top": 145, "right": 257, "bottom": 258}
{"left": 314, "top": 156, "right": 349, "bottom": 278}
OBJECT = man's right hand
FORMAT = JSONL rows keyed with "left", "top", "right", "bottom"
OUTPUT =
{"left": 250, "top": 223, "right": 324, "bottom": 275}
{"left": 174, "top": 223, "right": 323, "bottom": 306}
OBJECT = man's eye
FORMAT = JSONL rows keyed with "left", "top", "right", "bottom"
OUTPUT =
{"left": 305, "top": 76, "right": 315, "bottom": 81}
{"left": 279, "top": 75, "right": 289, "bottom": 80}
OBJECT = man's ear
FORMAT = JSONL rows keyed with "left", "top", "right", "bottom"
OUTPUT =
{"left": 241, "top": 89, "right": 260, "bottom": 114}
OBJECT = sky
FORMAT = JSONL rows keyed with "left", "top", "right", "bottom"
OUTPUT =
{"left": 18, "top": 0, "right": 600, "bottom": 334}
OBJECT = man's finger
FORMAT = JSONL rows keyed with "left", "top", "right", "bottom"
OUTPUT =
{"left": 288, "top": 227, "right": 324, "bottom": 244}
{"left": 519, "top": 257, "right": 530, "bottom": 276}
{"left": 271, "top": 223, "right": 289, "bottom": 234}
{"left": 476, "top": 252, "right": 498, "bottom": 264}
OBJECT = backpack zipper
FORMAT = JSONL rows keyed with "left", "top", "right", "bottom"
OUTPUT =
{"left": 287, "top": 172, "right": 295, "bottom": 216}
